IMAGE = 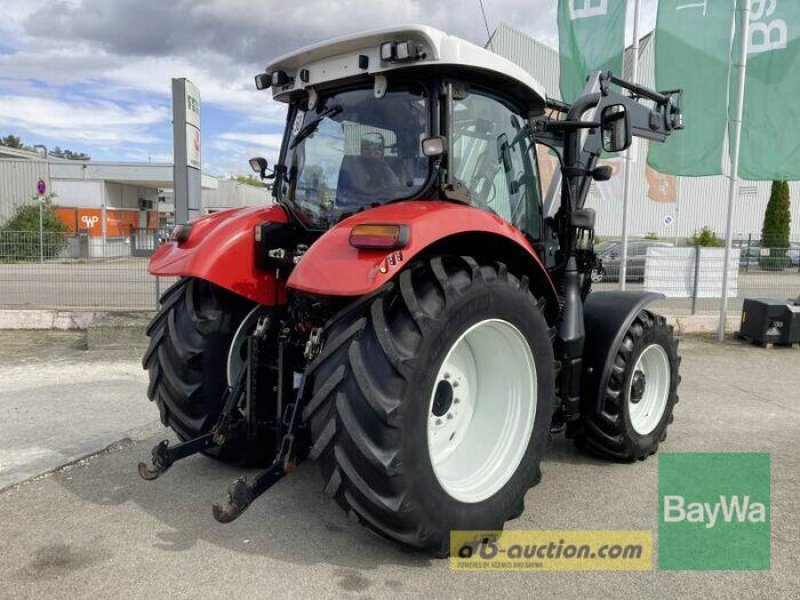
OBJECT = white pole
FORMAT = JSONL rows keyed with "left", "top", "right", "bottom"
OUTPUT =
{"left": 719, "top": 0, "right": 752, "bottom": 341}
{"left": 618, "top": 0, "right": 642, "bottom": 290}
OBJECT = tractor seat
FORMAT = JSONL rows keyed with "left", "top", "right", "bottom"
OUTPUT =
{"left": 337, "top": 155, "right": 400, "bottom": 206}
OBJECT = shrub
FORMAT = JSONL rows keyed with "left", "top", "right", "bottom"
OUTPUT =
{"left": 760, "top": 181, "right": 792, "bottom": 271}
{"left": 0, "top": 195, "right": 69, "bottom": 261}
{"left": 644, "top": 232, "right": 659, "bottom": 240}
{"left": 690, "top": 226, "right": 724, "bottom": 247}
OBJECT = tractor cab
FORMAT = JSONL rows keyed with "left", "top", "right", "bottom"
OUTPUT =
{"left": 253, "top": 26, "right": 548, "bottom": 239}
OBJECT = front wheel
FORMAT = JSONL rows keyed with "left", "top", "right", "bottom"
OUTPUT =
{"left": 575, "top": 310, "right": 680, "bottom": 461}
{"left": 303, "top": 257, "right": 554, "bottom": 555}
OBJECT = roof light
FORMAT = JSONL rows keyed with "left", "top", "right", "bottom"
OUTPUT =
{"left": 254, "top": 73, "right": 270, "bottom": 90}
{"left": 380, "top": 42, "right": 394, "bottom": 61}
{"left": 349, "top": 224, "right": 409, "bottom": 250}
{"left": 422, "top": 136, "right": 447, "bottom": 157}
{"left": 379, "top": 40, "right": 421, "bottom": 63}
{"left": 271, "top": 70, "right": 289, "bottom": 86}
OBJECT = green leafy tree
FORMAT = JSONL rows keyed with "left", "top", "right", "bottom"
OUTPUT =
{"left": 760, "top": 180, "right": 792, "bottom": 270}
{"left": 0, "top": 194, "right": 69, "bottom": 261}
{"left": 690, "top": 226, "right": 724, "bottom": 247}
{"left": 233, "top": 174, "right": 265, "bottom": 187}
{"left": 50, "top": 146, "right": 91, "bottom": 161}
{"left": 1, "top": 134, "right": 24, "bottom": 149}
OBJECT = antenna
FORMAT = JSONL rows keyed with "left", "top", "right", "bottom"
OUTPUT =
{"left": 479, "top": 0, "right": 494, "bottom": 51}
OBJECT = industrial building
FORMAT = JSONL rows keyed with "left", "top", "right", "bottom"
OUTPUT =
{"left": 490, "top": 24, "right": 800, "bottom": 242}
{"left": 0, "top": 145, "right": 270, "bottom": 255}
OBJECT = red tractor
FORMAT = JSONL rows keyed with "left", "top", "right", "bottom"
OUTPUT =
{"left": 140, "top": 26, "right": 683, "bottom": 555}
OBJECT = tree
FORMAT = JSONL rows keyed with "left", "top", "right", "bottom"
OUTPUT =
{"left": 760, "top": 180, "right": 792, "bottom": 270}
{"left": 50, "top": 146, "right": 91, "bottom": 161}
{"left": 233, "top": 174, "right": 265, "bottom": 187}
{"left": 1, "top": 134, "right": 24, "bottom": 149}
{"left": 0, "top": 194, "right": 69, "bottom": 261}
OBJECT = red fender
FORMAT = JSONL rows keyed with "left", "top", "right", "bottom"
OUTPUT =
{"left": 287, "top": 201, "right": 557, "bottom": 305}
{"left": 149, "top": 205, "right": 288, "bottom": 305}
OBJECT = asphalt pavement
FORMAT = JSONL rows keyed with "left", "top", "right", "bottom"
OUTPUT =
{"left": 0, "top": 332, "right": 798, "bottom": 599}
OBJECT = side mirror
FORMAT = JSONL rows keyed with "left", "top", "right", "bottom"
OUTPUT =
{"left": 249, "top": 157, "right": 269, "bottom": 180}
{"left": 601, "top": 104, "right": 632, "bottom": 153}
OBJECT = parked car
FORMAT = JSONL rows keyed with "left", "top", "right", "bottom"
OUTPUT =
{"left": 739, "top": 241, "right": 800, "bottom": 269}
{"left": 789, "top": 245, "right": 800, "bottom": 267}
{"left": 592, "top": 240, "right": 675, "bottom": 283}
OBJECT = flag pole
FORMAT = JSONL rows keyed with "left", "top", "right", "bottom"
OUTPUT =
{"left": 719, "top": 0, "right": 752, "bottom": 341}
{"left": 618, "top": 0, "right": 642, "bottom": 290}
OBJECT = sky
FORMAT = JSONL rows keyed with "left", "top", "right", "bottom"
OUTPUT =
{"left": 0, "top": 0, "right": 656, "bottom": 177}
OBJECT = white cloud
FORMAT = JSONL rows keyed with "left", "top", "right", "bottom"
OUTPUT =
{"left": 0, "top": 95, "right": 168, "bottom": 143}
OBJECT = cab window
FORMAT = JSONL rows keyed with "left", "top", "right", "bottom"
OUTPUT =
{"left": 451, "top": 89, "right": 543, "bottom": 239}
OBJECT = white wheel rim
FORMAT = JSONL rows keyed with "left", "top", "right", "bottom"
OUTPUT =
{"left": 427, "top": 319, "right": 537, "bottom": 503}
{"left": 226, "top": 306, "right": 267, "bottom": 384}
{"left": 627, "top": 344, "right": 671, "bottom": 435}
{"left": 591, "top": 270, "right": 603, "bottom": 283}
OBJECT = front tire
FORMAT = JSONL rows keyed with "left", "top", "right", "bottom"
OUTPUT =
{"left": 575, "top": 310, "right": 680, "bottom": 461}
{"left": 303, "top": 257, "right": 554, "bottom": 555}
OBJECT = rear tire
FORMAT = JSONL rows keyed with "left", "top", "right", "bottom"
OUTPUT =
{"left": 142, "top": 277, "right": 260, "bottom": 463}
{"left": 575, "top": 310, "right": 680, "bottom": 461}
{"left": 303, "top": 257, "right": 554, "bottom": 555}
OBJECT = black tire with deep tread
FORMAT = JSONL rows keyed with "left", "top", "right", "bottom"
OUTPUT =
{"left": 142, "top": 277, "right": 257, "bottom": 462}
{"left": 303, "top": 256, "right": 554, "bottom": 555}
{"left": 575, "top": 310, "right": 680, "bottom": 462}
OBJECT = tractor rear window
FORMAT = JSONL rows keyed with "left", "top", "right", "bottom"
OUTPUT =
{"left": 279, "top": 86, "right": 431, "bottom": 229}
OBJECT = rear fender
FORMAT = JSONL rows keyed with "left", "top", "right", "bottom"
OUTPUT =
{"left": 582, "top": 291, "right": 665, "bottom": 414}
{"left": 149, "top": 205, "right": 288, "bottom": 305}
{"left": 287, "top": 201, "right": 558, "bottom": 318}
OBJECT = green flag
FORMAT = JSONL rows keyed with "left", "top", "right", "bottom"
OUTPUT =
{"left": 648, "top": 0, "right": 736, "bottom": 176}
{"left": 732, "top": 0, "right": 800, "bottom": 180}
{"left": 557, "top": 0, "right": 626, "bottom": 103}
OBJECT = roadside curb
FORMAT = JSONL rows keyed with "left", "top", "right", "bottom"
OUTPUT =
{"left": 0, "top": 309, "right": 106, "bottom": 330}
{"left": 666, "top": 315, "right": 740, "bottom": 335}
{"left": 0, "top": 309, "right": 740, "bottom": 336}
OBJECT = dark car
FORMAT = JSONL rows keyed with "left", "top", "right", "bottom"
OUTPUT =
{"left": 592, "top": 240, "right": 675, "bottom": 283}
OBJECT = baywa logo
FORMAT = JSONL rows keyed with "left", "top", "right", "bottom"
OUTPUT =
{"left": 658, "top": 453, "right": 771, "bottom": 570}
{"left": 663, "top": 494, "right": 767, "bottom": 529}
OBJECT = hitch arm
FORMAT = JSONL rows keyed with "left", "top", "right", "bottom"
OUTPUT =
{"left": 211, "top": 363, "right": 308, "bottom": 524}
{"left": 137, "top": 434, "right": 215, "bottom": 480}
{"left": 137, "top": 353, "right": 250, "bottom": 480}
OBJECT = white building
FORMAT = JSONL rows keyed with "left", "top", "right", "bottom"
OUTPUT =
{"left": 489, "top": 23, "right": 800, "bottom": 242}
{"left": 0, "top": 145, "right": 271, "bottom": 232}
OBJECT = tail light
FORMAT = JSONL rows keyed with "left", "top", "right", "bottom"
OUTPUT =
{"left": 349, "top": 224, "right": 409, "bottom": 249}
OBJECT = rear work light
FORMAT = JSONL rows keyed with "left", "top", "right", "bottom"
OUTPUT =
{"left": 170, "top": 224, "right": 193, "bottom": 244}
{"left": 349, "top": 224, "right": 409, "bottom": 249}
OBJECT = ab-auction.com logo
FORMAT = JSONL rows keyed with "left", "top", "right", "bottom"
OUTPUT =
{"left": 658, "top": 453, "right": 771, "bottom": 570}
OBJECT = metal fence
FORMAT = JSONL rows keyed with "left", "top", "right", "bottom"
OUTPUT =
{"left": 0, "top": 230, "right": 798, "bottom": 315}
{"left": 0, "top": 230, "right": 176, "bottom": 311}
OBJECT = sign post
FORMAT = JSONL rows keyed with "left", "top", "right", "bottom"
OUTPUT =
{"left": 36, "top": 178, "right": 46, "bottom": 263}
{"left": 172, "top": 78, "right": 202, "bottom": 225}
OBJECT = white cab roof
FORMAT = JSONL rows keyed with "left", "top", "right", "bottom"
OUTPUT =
{"left": 264, "top": 25, "right": 547, "bottom": 113}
